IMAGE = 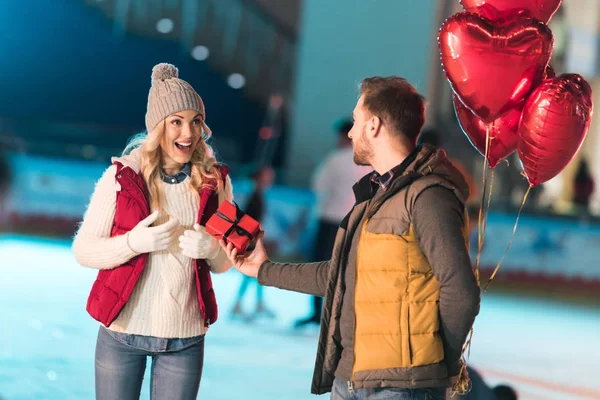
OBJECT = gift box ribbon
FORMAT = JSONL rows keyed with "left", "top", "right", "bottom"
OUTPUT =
{"left": 215, "top": 202, "right": 254, "bottom": 241}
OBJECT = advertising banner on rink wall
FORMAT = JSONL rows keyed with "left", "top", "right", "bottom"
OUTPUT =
{"left": 4, "top": 153, "right": 600, "bottom": 284}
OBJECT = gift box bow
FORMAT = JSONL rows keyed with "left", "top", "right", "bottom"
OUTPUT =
{"left": 215, "top": 202, "right": 254, "bottom": 241}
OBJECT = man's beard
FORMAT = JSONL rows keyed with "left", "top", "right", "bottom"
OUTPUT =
{"left": 353, "top": 133, "right": 373, "bottom": 166}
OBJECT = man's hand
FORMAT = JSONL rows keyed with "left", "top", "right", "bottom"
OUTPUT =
{"left": 219, "top": 232, "right": 268, "bottom": 278}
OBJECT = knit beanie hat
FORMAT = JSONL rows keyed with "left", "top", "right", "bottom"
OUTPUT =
{"left": 145, "top": 63, "right": 211, "bottom": 136}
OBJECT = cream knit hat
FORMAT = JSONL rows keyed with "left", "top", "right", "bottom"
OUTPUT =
{"left": 145, "top": 63, "right": 211, "bottom": 136}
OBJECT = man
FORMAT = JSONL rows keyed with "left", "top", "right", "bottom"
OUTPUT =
{"left": 221, "top": 77, "right": 480, "bottom": 399}
{"left": 295, "top": 119, "right": 372, "bottom": 327}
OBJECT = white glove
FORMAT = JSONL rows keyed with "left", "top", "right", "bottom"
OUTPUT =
{"left": 178, "top": 224, "right": 220, "bottom": 260}
{"left": 127, "top": 211, "right": 179, "bottom": 254}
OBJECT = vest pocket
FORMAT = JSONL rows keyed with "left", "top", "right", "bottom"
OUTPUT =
{"left": 409, "top": 300, "right": 444, "bottom": 366}
{"left": 401, "top": 300, "right": 411, "bottom": 367}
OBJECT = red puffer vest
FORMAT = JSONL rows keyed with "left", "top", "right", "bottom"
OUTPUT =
{"left": 86, "top": 161, "right": 229, "bottom": 328}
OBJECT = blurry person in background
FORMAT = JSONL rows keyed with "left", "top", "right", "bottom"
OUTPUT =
{"left": 231, "top": 165, "right": 276, "bottom": 320}
{"left": 295, "top": 119, "right": 372, "bottom": 328}
{"left": 222, "top": 76, "right": 479, "bottom": 399}
{"left": 0, "top": 150, "right": 12, "bottom": 230}
{"left": 572, "top": 159, "right": 595, "bottom": 217}
{"left": 72, "top": 63, "right": 233, "bottom": 400}
{"left": 492, "top": 385, "right": 518, "bottom": 400}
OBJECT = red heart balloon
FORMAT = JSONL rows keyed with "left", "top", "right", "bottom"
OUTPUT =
{"left": 460, "top": 0, "right": 562, "bottom": 24}
{"left": 454, "top": 95, "right": 521, "bottom": 169}
{"left": 519, "top": 74, "right": 593, "bottom": 187}
{"left": 439, "top": 12, "right": 553, "bottom": 123}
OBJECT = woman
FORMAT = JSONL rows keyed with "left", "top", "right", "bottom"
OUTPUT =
{"left": 73, "top": 63, "right": 233, "bottom": 400}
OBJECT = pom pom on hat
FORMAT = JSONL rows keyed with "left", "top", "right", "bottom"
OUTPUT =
{"left": 151, "top": 63, "right": 178, "bottom": 82}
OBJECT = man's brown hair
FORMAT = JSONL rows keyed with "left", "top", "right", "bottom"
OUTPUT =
{"left": 359, "top": 77, "right": 426, "bottom": 144}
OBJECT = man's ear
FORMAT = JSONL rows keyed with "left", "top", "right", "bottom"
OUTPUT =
{"left": 368, "top": 115, "right": 383, "bottom": 138}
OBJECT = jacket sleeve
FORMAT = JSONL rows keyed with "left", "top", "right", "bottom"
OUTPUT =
{"left": 72, "top": 165, "right": 138, "bottom": 269}
{"left": 412, "top": 186, "right": 480, "bottom": 377}
{"left": 257, "top": 260, "right": 330, "bottom": 297}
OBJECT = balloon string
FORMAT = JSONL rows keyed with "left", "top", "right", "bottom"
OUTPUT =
{"left": 453, "top": 125, "right": 494, "bottom": 397}
{"left": 480, "top": 168, "right": 494, "bottom": 263}
{"left": 450, "top": 327, "right": 475, "bottom": 397}
{"left": 454, "top": 127, "right": 528, "bottom": 395}
{"left": 482, "top": 186, "right": 531, "bottom": 293}
{"left": 474, "top": 124, "right": 492, "bottom": 286}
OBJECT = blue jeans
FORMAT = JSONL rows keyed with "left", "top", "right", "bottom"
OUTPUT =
{"left": 331, "top": 379, "right": 446, "bottom": 400}
{"left": 95, "top": 326, "right": 205, "bottom": 400}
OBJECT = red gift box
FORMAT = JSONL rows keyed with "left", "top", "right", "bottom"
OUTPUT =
{"left": 205, "top": 201, "right": 260, "bottom": 253}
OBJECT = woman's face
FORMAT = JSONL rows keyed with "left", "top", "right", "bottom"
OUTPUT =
{"left": 160, "top": 109, "right": 204, "bottom": 173}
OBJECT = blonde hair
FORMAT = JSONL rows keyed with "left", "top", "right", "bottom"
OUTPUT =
{"left": 122, "top": 121, "right": 223, "bottom": 212}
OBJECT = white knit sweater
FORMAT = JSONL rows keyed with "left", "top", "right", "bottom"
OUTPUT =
{"left": 73, "top": 149, "right": 233, "bottom": 338}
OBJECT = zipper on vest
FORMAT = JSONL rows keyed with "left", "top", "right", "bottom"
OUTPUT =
{"left": 350, "top": 220, "right": 367, "bottom": 391}
{"left": 365, "top": 172, "right": 420, "bottom": 220}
